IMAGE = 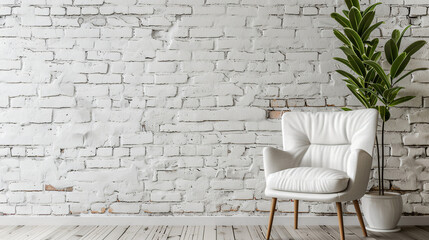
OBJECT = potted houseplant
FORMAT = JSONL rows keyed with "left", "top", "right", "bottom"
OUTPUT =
{"left": 331, "top": 0, "right": 427, "bottom": 232}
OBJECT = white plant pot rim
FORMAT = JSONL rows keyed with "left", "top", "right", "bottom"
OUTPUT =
{"left": 364, "top": 192, "right": 401, "bottom": 199}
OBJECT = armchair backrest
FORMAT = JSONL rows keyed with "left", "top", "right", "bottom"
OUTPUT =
{"left": 281, "top": 109, "right": 378, "bottom": 172}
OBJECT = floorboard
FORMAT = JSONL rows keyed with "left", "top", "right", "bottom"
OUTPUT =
{"left": 0, "top": 225, "right": 428, "bottom": 240}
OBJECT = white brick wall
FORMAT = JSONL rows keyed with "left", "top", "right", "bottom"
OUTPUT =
{"left": 0, "top": 0, "right": 428, "bottom": 217}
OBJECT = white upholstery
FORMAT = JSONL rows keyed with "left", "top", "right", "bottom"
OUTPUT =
{"left": 263, "top": 109, "right": 378, "bottom": 202}
{"left": 266, "top": 167, "right": 349, "bottom": 194}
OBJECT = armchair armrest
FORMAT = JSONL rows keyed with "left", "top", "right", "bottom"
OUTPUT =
{"left": 263, "top": 147, "right": 298, "bottom": 178}
{"left": 344, "top": 149, "right": 373, "bottom": 200}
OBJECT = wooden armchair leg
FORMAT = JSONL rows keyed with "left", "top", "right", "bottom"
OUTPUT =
{"left": 294, "top": 200, "right": 299, "bottom": 229}
{"left": 266, "top": 198, "right": 277, "bottom": 240}
{"left": 353, "top": 200, "right": 368, "bottom": 237}
{"left": 336, "top": 202, "right": 345, "bottom": 240}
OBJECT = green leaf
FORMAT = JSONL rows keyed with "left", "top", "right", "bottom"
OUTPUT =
{"left": 344, "top": 28, "right": 365, "bottom": 54}
{"left": 358, "top": 11, "right": 375, "bottom": 35}
{"left": 331, "top": 13, "right": 352, "bottom": 28}
{"left": 394, "top": 68, "right": 429, "bottom": 85}
{"left": 364, "top": 60, "right": 389, "bottom": 86}
{"left": 371, "top": 83, "right": 385, "bottom": 96}
{"left": 361, "top": 21, "right": 384, "bottom": 41}
{"left": 369, "top": 94, "right": 377, "bottom": 106}
{"left": 348, "top": 54, "right": 366, "bottom": 76}
{"left": 349, "top": 7, "right": 362, "bottom": 31}
{"left": 392, "top": 29, "right": 401, "bottom": 43}
{"left": 389, "top": 96, "right": 415, "bottom": 107}
{"left": 365, "top": 68, "right": 376, "bottom": 84}
{"left": 343, "top": 78, "right": 356, "bottom": 86}
{"left": 362, "top": 2, "right": 382, "bottom": 17}
{"left": 341, "top": 107, "right": 353, "bottom": 111}
{"left": 336, "top": 70, "right": 362, "bottom": 87}
{"left": 358, "top": 87, "right": 377, "bottom": 96}
{"left": 340, "top": 46, "right": 355, "bottom": 56}
{"left": 345, "top": 0, "right": 353, "bottom": 9}
{"left": 390, "top": 87, "right": 403, "bottom": 101}
{"left": 333, "top": 29, "right": 351, "bottom": 46}
{"left": 384, "top": 39, "right": 399, "bottom": 65}
{"left": 376, "top": 106, "right": 390, "bottom": 121}
{"left": 371, "top": 51, "right": 381, "bottom": 61}
{"left": 367, "top": 39, "right": 379, "bottom": 58}
{"left": 397, "top": 25, "right": 411, "bottom": 49}
{"left": 394, "top": 55, "right": 410, "bottom": 79}
{"left": 347, "top": 84, "right": 370, "bottom": 108}
{"left": 383, "top": 87, "right": 403, "bottom": 103}
{"left": 404, "top": 40, "right": 427, "bottom": 57}
{"left": 334, "top": 57, "right": 353, "bottom": 70}
{"left": 351, "top": 0, "right": 360, "bottom": 10}
{"left": 390, "top": 52, "right": 407, "bottom": 78}
{"left": 373, "top": 74, "right": 382, "bottom": 85}
{"left": 342, "top": 10, "right": 349, "bottom": 17}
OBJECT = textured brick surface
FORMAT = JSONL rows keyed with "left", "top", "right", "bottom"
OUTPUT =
{"left": 0, "top": 1, "right": 428, "bottom": 216}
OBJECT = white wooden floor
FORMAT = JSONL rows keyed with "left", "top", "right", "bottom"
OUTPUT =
{"left": 0, "top": 225, "right": 428, "bottom": 240}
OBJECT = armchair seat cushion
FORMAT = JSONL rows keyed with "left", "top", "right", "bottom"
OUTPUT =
{"left": 266, "top": 167, "right": 349, "bottom": 194}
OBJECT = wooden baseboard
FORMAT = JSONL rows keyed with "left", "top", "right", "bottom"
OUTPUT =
{"left": 0, "top": 216, "right": 427, "bottom": 226}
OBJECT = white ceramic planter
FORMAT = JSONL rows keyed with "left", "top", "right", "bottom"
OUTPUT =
{"left": 361, "top": 192, "right": 402, "bottom": 232}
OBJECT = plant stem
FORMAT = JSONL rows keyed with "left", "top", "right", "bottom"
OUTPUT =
{"left": 375, "top": 136, "right": 381, "bottom": 195}
{"left": 381, "top": 120, "right": 385, "bottom": 195}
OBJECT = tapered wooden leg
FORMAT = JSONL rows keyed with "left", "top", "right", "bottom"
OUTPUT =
{"left": 294, "top": 200, "right": 299, "bottom": 229}
{"left": 336, "top": 202, "right": 345, "bottom": 240}
{"left": 266, "top": 198, "right": 277, "bottom": 240}
{"left": 353, "top": 200, "right": 368, "bottom": 237}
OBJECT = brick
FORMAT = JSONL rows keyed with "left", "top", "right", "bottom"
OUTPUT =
{"left": 65, "top": 28, "right": 100, "bottom": 38}
{"left": 109, "top": 203, "right": 140, "bottom": 214}
{"left": 88, "top": 74, "right": 122, "bottom": 84}
{"left": 0, "top": 109, "right": 52, "bottom": 124}
{"left": 39, "top": 97, "right": 76, "bottom": 108}
{"left": 142, "top": 203, "right": 170, "bottom": 213}
{"left": 9, "top": 182, "right": 43, "bottom": 191}
{"left": 408, "top": 110, "right": 429, "bottom": 123}
{"left": 179, "top": 107, "right": 265, "bottom": 122}
{"left": 410, "top": 6, "right": 427, "bottom": 17}
{"left": 190, "top": 28, "right": 223, "bottom": 38}
{"left": 403, "top": 133, "right": 429, "bottom": 146}
{"left": 0, "top": 205, "right": 15, "bottom": 214}
{"left": 179, "top": 16, "right": 213, "bottom": 27}
{"left": 0, "top": 60, "right": 21, "bottom": 70}
{"left": 74, "top": 0, "right": 104, "bottom": 5}
{"left": 142, "top": 17, "right": 171, "bottom": 26}
{"left": 87, "top": 51, "right": 121, "bottom": 61}
{"left": 144, "top": 85, "right": 177, "bottom": 97}
{"left": 121, "top": 132, "right": 153, "bottom": 145}
{"left": 72, "top": 62, "right": 108, "bottom": 73}
{"left": 40, "top": 85, "right": 74, "bottom": 97}
{"left": 156, "top": 51, "right": 191, "bottom": 61}
{"left": 151, "top": 191, "right": 181, "bottom": 202}
{"left": 22, "top": 16, "right": 52, "bottom": 26}
{"left": 211, "top": 179, "right": 243, "bottom": 190}
{"left": 45, "top": 185, "right": 73, "bottom": 192}
{"left": 86, "top": 159, "right": 119, "bottom": 168}
{"left": 154, "top": 74, "right": 188, "bottom": 84}
{"left": 101, "top": 28, "right": 133, "bottom": 38}
{"left": 81, "top": 7, "right": 99, "bottom": 15}
{"left": 172, "top": 202, "right": 204, "bottom": 213}
{"left": 146, "top": 62, "right": 176, "bottom": 73}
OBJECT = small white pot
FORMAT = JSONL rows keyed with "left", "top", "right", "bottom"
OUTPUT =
{"left": 361, "top": 192, "right": 402, "bottom": 232}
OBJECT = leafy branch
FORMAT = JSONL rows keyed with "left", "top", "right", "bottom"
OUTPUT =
{"left": 331, "top": 0, "right": 428, "bottom": 195}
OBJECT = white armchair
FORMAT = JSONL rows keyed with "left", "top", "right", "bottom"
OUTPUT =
{"left": 264, "top": 109, "right": 378, "bottom": 240}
